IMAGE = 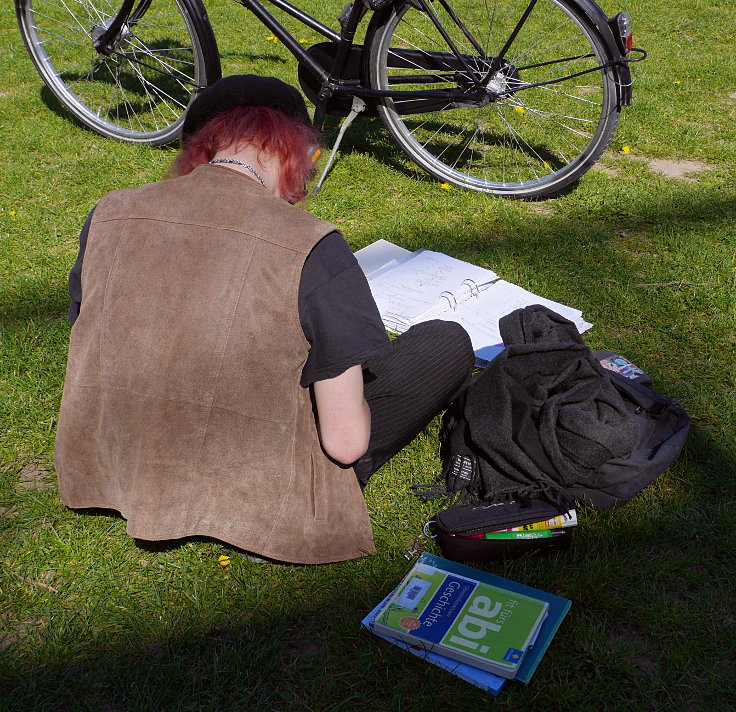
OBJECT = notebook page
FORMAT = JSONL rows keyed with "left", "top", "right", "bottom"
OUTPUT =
{"left": 435, "top": 280, "right": 592, "bottom": 363}
{"left": 367, "top": 250, "right": 499, "bottom": 328}
{"left": 354, "top": 239, "right": 413, "bottom": 278}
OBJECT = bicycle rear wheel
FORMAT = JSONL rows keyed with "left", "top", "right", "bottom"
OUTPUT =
{"left": 367, "top": 0, "right": 620, "bottom": 197}
{"left": 16, "top": 0, "right": 221, "bottom": 145}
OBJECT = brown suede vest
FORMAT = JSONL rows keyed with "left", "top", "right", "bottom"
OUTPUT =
{"left": 54, "top": 164, "right": 375, "bottom": 563}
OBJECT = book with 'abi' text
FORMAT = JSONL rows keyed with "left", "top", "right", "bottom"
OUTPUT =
{"left": 373, "top": 556, "right": 549, "bottom": 678}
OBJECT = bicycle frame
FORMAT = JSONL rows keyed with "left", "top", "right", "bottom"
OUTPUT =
{"left": 239, "top": 0, "right": 508, "bottom": 128}
{"left": 237, "top": 0, "right": 644, "bottom": 114}
{"left": 95, "top": 0, "right": 645, "bottom": 130}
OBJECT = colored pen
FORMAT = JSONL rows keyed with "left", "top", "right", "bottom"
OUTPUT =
{"left": 481, "top": 529, "right": 566, "bottom": 540}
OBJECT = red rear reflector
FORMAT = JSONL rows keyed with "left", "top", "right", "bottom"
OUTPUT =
{"left": 615, "top": 13, "right": 633, "bottom": 54}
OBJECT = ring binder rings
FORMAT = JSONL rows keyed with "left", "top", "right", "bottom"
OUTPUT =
{"left": 440, "top": 290, "right": 458, "bottom": 310}
{"left": 355, "top": 241, "right": 592, "bottom": 366}
{"left": 462, "top": 279, "right": 481, "bottom": 298}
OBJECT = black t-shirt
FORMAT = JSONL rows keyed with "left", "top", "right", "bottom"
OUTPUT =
{"left": 68, "top": 211, "right": 389, "bottom": 387}
{"left": 297, "top": 231, "right": 390, "bottom": 385}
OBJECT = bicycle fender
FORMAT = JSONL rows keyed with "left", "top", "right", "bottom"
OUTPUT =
{"left": 556, "top": 0, "right": 633, "bottom": 107}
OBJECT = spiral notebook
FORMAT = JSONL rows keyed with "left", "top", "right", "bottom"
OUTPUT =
{"left": 355, "top": 240, "right": 592, "bottom": 365}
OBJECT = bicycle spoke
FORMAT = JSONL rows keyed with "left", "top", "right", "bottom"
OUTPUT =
{"left": 124, "top": 58, "right": 175, "bottom": 124}
{"left": 534, "top": 83, "right": 603, "bottom": 105}
{"left": 451, "top": 123, "right": 481, "bottom": 171}
{"left": 127, "top": 33, "right": 197, "bottom": 79}
{"left": 34, "top": 25, "right": 93, "bottom": 49}
{"left": 498, "top": 107, "right": 528, "bottom": 184}
{"left": 54, "top": 0, "right": 93, "bottom": 36}
{"left": 31, "top": 10, "right": 90, "bottom": 36}
{"left": 499, "top": 107, "right": 546, "bottom": 173}
{"left": 370, "top": 0, "right": 620, "bottom": 195}
{"left": 19, "top": 0, "right": 217, "bottom": 143}
{"left": 511, "top": 99, "right": 578, "bottom": 162}
{"left": 508, "top": 15, "right": 572, "bottom": 66}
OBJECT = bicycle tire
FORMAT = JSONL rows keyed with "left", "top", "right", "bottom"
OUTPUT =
{"left": 366, "top": 0, "right": 621, "bottom": 197}
{"left": 16, "top": 0, "right": 221, "bottom": 145}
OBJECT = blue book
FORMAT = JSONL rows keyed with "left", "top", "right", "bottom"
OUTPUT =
{"left": 415, "top": 553, "right": 571, "bottom": 683}
{"left": 361, "top": 592, "right": 506, "bottom": 696}
{"left": 363, "top": 553, "right": 570, "bottom": 690}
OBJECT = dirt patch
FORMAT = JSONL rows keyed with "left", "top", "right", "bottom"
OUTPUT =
{"left": 593, "top": 163, "right": 621, "bottom": 176}
{"left": 605, "top": 155, "right": 713, "bottom": 182}
{"left": 0, "top": 632, "right": 20, "bottom": 651}
{"left": 16, "top": 460, "right": 54, "bottom": 490}
{"left": 646, "top": 158, "right": 712, "bottom": 182}
{"left": 0, "top": 613, "right": 48, "bottom": 651}
{"left": 528, "top": 202, "right": 555, "bottom": 215}
{"left": 281, "top": 631, "right": 327, "bottom": 666}
{"left": 611, "top": 624, "right": 657, "bottom": 675}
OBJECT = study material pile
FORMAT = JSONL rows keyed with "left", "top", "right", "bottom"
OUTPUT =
{"left": 354, "top": 240, "right": 592, "bottom": 365}
{"left": 361, "top": 553, "right": 571, "bottom": 696}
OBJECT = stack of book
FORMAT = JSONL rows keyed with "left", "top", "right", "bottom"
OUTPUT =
{"left": 361, "top": 553, "right": 571, "bottom": 696}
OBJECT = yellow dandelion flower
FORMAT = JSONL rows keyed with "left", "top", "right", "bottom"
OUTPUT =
{"left": 622, "top": 145, "right": 631, "bottom": 154}
{"left": 543, "top": 161, "right": 552, "bottom": 169}
{"left": 299, "top": 39, "right": 309, "bottom": 44}
{"left": 9, "top": 210, "right": 16, "bottom": 216}
{"left": 513, "top": 106, "right": 526, "bottom": 114}
{"left": 440, "top": 183, "right": 451, "bottom": 190}
{"left": 218, "top": 555, "right": 231, "bottom": 567}
{"left": 266, "top": 34, "right": 279, "bottom": 42}
{"left": 673, "top": 80, "right": 681, "bottom": 85}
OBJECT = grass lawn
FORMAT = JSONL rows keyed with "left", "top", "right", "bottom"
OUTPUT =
{"left": 1, "top": 0, "right": 734, "bottom": 710}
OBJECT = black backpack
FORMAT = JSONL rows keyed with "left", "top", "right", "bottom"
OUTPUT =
{"left": 416, "top": 306, "right": 691, "bottom": 511}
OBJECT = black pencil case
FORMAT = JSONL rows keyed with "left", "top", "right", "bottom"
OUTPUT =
{"left": 431, "top": 499, "right": 574, "bottom": 562}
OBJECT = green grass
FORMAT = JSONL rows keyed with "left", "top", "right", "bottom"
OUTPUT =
{"left": 1, "top": 0, "right": 735, "bottom": 709}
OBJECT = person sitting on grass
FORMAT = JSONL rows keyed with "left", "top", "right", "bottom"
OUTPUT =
{"left": 55, "top": 74, "right": 474, "bottom": 564}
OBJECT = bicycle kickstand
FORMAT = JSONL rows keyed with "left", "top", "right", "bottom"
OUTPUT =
{"left": 311, "top": 95, "right": 366, "bottom": 196}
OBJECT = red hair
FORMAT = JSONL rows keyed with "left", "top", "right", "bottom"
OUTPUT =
{"left": 171, "top": 106, "right": 321, "bottom": 203}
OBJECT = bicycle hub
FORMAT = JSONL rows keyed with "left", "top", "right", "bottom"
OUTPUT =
{"left": 91, "top": 19, "right": 132, "bottom": 56}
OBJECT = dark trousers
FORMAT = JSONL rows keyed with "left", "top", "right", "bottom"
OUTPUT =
{"left": 353, "top": 320, "right": 475, "bottom": 485}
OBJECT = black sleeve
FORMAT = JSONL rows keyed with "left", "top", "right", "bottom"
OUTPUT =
{"left": 68, "top": 208, "right": 95, "bottom": 324}
{"left": 299, "top": 232, "right": 390, "bottom": 387}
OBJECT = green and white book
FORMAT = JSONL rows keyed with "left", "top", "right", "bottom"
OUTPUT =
{"left": 373, "top": 559, "right": 549, "bottom": 678}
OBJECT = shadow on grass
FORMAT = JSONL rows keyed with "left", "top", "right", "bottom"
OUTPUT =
{"left": 33, "top": 86, "right": 588, "bottom": 198}
{"left": 0, "top": 276, "right": 71, "bottom": 325}
{"left": 2, "top": 179, "right": 733, "bottom": 373}
{"left": 320, "top": 115, "right": 588, "bottom": 198}
{"left": 0, "top": 589, "right": 386, "bottom": 710}
{"left": 1, "top": 426, "right": 733, "bottom": 712}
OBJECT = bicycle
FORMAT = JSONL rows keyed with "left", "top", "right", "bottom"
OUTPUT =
{"left": 15, "top": 0, "right": 645, "bottom": 197}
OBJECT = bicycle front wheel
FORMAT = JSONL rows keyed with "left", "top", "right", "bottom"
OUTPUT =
{"left": 16, "top": 0, "right": 221, "bottom": 145}
{"left": 367, "top": 0, "right": 621, "bottom": 197}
